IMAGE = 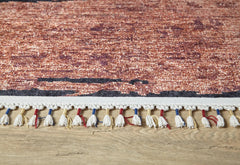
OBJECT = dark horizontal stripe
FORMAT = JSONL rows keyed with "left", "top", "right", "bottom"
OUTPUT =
{"left": 80, "top": 90, "right": 240, "bottom": 97}
{"left": 129, "top": 79, "right": 149, "bottom": 85}
{"left": 80, "top": 90, "right": 141, "bottom": 97}
{"left": 146, "top": 90, "right": 240, "bottom": 97}
{"left": 38, "top": 77, "right": 123, "bottom": 84}
{"left": 0, "top": 89, "right": 239, "bottom": 97}
{"left": 0, "top": 88, "right": 76, "bottom": 96}
{"left": 37, "top": 77, "right": 149, "bottom": 85}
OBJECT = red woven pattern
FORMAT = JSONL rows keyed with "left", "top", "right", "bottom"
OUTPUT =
{"left": 0, "top": 0, "right": 239, "bottom": 96}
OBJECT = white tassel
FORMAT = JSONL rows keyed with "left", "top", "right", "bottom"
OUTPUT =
{"left": 103, "top": 115, "right": 111, "bottom": 127}
{"left": 229, "top": 115, "right": 240, "bottom": 127}
{"left": 201, "top": 117, "right": 210, "bottom": 128}
{"left": 44, "top": 109, "right": 54, "bottom": 126}
{"left": 115, "top": 114, "right": 125, "bottom": 127}
{"left": 228, "top": 111, "right": 240, "bottom": 128}
{"left": 58, "top": 110, "right": 68, "bottom": 127}
{"left": 175, "top": 115, "right": 185, "bottom": 128}
{"left": 72, "top": 108, "right": 83, "bottom": 126}
{"left": 72, "top": 115, "right": 83, "bottom": 126}
{"left": 58, "top": 114, "right": 68, "bottom": 127}
{"left": 201, "top": 110, "right": 211, "bottom": 128}
{"left": 146, "top": 110, "right": 156, "bottom": 128}
{"left": 132, "top": 109, "right": 141, "bottom": 126}
{"left": 146, "top": 115, "right": 156, "bottom": 128}
{"left": 102, "top": 109, "right": 111, "bottom": 127}
{"left": 132, "top": 115, "right": 141, "bottom": 126}
{"left": 158, "top": 116, "right": 168, "bottom": 128}
{"left": 158, "top": 110, "right": 169, "bottom": 128}
{"left": 216, "top": 109, "right": 224, "bottom": 128}
{"left": 87, "top": 115, "right": 97, "bottom": 127}
{"left": 115, "top": 109, "right": 125, "bottom": 127}
{"left": 28, "top": 109, "right": 41, "bottom": 128}
{"left": 14, "top": 109, "right": 26, "bottom": 127}
{"left": 216, "top": 115, "right": 225, "bottom": 128}
{"left": 44, "top": 115, "right": 54, "bottom": 126}
{"left": 0, "top": 114, "right": 9, "bottom": 125}
{"left": 175, "top": 109, "right": 185, "bottom": 128}
{"left": 28, "top": 115, "right": 39, "bottom": 127}
{"left": 186, "top": 110, "right": 195, "bottom": 129}
{"left": 187, "top": 116, "right": 194, "bottom": 129}
{"left": 86, "top": 109, "right": 97, "bottom": 127}
{"left": 14, "top": 114, "right": 23, "bottom": 126}
{"left": 0, "top": 108, "right": 11, "bottom": 125}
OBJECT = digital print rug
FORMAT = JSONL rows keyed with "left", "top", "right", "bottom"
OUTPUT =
{"left": 0, "top": 0, "right": 239, "bottom": 129}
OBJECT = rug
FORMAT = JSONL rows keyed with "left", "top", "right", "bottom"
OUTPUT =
{"left": 0, "top": 0, "right": 239, "bottom": 129}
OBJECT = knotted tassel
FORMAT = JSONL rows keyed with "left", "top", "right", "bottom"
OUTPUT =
{"left": 216, "top": 109, "right": 225, "bottom": 128}
{"left": 72, "top": 108, "right": 83, "bottom": 126}
{"left": 115, "top": 109, "right": 125, "bottom": 127}
{"left": 201, "top": 110, "right": 210, "bottom": 128}
{"left": 158, "top": 110, "right": 170, "bottom": 129}
{"left": 187, "top": 110, "right": 197, "bottom": 129}
{"left": 58, "top": 109, "right": 72, "bottom": 128}
{"left": 175, "top": 109, "right": 185, "bottom": 128}
{"left": 0, "top": 108, "right": 11, "bottom": 125}
{"left": 132, "top": 108, "right": 141, "bottom": 126}
{"left": 14, "top": 108, "right": 28, "bottom": 127}
{"left": 201, "top": 110, "right": 218, "bottom": 128}
{"left": 44, "top": 109, "right": 54, "bottom": 126}
{"left": 229, "top": 110, "right": 240, "bottom": 128}
{"left": 146, "top": 110, "right": 156, "bottom": 128}
{"left": 87, "top": 109, "right": 97, "bottom": 127}
{"left": 103, "top": 109, "right": 112, "bottom": 127}
{"left": 28, "top": 109, "right": 39, "bottom": 128}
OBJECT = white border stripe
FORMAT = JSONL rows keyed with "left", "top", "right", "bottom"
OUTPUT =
{"left": 0, "top": 96, "right": 239, "bottom": 109}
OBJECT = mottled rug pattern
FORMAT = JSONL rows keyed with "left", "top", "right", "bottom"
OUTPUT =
{"left": 0, "top": 0, "right": 239, "bottom": 96}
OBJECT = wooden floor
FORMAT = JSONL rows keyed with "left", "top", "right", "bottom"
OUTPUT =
{"left": 0, "top": 109, "right": 240, "bottom": 165}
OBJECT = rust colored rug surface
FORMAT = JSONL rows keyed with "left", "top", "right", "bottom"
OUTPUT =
{"left": 0, "top": 0, "right": 239, "bottom": 97}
